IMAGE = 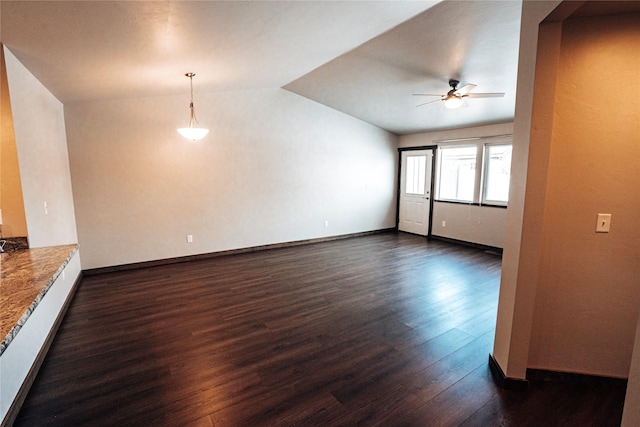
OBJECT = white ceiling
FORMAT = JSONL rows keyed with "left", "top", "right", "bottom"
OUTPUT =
{"left": 0, "top": 0, "right": 522, "bottom": 135}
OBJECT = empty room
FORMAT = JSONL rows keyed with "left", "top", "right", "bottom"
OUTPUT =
{"left": 1, "top": 1, "right": 639, "bottom": 426}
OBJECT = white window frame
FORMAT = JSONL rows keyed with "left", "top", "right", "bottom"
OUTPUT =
{"left": 405, "top": 154, "right": 428, "bottom": 196}
{"left": 435, "top": 140, "right": 512, "bottom": 207}
{"left": 435, "top": 145, "right": 480, "bottom": 203}
{"left": 481, "top": 143, "right": 512, "bottom": 207}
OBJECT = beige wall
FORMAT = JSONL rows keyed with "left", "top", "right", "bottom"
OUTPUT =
{"left": 493, "top": 0, "right": 640, "bottom": 388}
{"left": 65, "top": 88, "right": 398, "bottom": 269}
{"left": 3, "top": 46, "right": 78, "bottom": 247}
{"left": 400, "top": 122, "right": 512, "bottom": 248}
{"left": 0, "top": 46, "right": 28, "bottom": 238}
{"left": 431, "top": 203, "right": 507, "bottom": 248}
{"left": 527, "top": 13, "right": 640, "bottom": 378}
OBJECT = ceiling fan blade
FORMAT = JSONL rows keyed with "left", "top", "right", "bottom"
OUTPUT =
{"left": 466, "top": 92, "right": 505, "bottom": 98}
{"left": 455, "top": 84, "right": 477, "bottom": 95}
{"left": 412, "top": 93, "right": 443, "bottom": 97}
{"left": 416, "top": 99, "right": 442, "bottom": 107}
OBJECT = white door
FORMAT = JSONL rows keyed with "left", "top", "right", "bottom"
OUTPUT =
{"left": 399, "top": 150, "right": 433, "bottom": 236}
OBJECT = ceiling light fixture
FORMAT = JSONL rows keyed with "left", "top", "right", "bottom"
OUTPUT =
{"left": 177, "top": 72, "right": 209, "bottom": 141}
{"left": 443, "top": 95, "right": 464, "bottom": 109}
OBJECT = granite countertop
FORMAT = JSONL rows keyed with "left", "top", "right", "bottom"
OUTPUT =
{"left": 0, "top": 244, "right": 79, "bottom": 356}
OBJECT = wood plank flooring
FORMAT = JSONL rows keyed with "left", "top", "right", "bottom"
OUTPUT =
{"left": 14, "top": 232, "right": 626, "bottom": 426}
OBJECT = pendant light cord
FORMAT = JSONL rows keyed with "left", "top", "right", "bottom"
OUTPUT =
{"left": 177, "top": 72, "right": 209, "bottom": 140}
{"left": 186, "top": 72, "right": 200, "bottom": 128}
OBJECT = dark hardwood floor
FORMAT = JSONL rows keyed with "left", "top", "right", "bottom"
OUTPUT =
{"left": 14, "top": 232, "right": 625, "bottom": 426}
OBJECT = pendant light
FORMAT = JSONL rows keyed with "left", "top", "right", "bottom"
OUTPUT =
{"left": 177, "top": 72, "right": 209, "bottom": 141}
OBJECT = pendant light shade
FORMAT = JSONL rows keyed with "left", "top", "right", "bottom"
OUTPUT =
{"left": 177, "top": 72, "right": 209, "bottom": 141}
{"left": 177, "top": 126, "right": 209, "bottom": 141}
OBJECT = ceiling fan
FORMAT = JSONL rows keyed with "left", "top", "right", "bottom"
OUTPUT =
{"left": 413, "top": 79, "right": 504, "bottom": 109}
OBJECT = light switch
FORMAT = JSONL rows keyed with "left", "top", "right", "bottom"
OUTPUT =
{"left": 595, "top": 213, "right": 611, "bottom": 233}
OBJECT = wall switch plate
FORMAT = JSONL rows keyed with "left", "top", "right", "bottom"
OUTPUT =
{"left": 186, "top": 235, "right": 193, "bottom": 243}
{"left": 324, "top": 220, "right": 329, "bottom": 227}
{"left": 596, "top": 213, "right": 611, "bottom": 233}
{"left": 442, "top": 220, "right": 446, "bottom": 227}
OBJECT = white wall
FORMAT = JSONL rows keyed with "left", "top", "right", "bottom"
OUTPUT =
{"left": 399, "top": 122, "right": 512, "bottom": 248}
{"left": 65, "top": 88, "right": 398, "bottom": 269}
{"left": 492, "top": 0, "right": 562, "bottom": 380}
{"left": 3, "top": 46, "right": 78, "bottom": 247}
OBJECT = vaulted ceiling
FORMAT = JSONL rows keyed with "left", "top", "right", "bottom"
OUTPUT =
{"left": 0, "top": 0, "right": 522, "bottom": 135}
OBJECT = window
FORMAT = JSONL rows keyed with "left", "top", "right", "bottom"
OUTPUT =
{"left": 435, "top": 142, "right": 512, "bottom": 206}
{"left": 437, "top": 146, "right": 477, "bottom": 202}
{"left": 483, "top": 144, "right": 512, "bottom": 205}
{"left": 405, "top": 155, "right": 427, "bottom": 195}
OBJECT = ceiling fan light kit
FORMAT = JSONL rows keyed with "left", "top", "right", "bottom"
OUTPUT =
{"left": 177, "top": 72, "right": 209, "bottom": 141}
{"left": 444, "top": 95, "right": 464, "bottom": 109}
{"left": 413, "top": 78, "right": 505, "bottom": 109}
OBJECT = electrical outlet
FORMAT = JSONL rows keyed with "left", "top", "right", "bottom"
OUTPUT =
{"left": 442, "top": 220, "right": 446, "bottom": 227}
{"left": 186, "top": 234, "right": 193, "bottom": 243}
{"left": 44, "top": 201, "right": 48, "bottom": 215}
{"left": 324, "top": 220, "right": 329, "bottom": 228}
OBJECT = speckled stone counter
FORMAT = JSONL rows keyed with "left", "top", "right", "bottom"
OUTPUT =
{"left": 0, "top": 244, "right": 79, "bottom": 356}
